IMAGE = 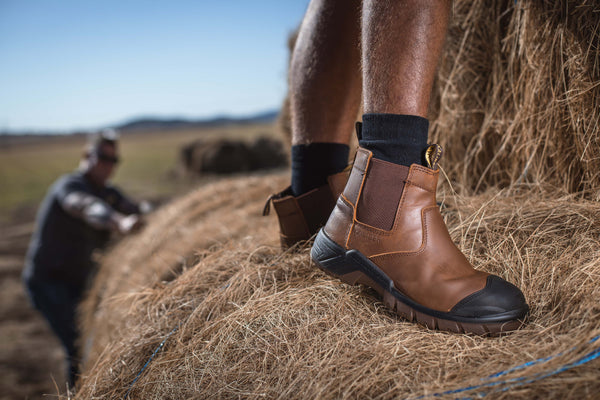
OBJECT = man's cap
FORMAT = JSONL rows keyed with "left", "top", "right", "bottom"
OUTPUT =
{"left": 84, "top": 128, "right": 120, "bottom": 158}
{"left": 99, "top": 128, "right": 119, "bottom": 142}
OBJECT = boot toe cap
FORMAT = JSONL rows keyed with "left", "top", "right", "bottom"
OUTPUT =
{"left": 450, "top": 275, "right": 528, "bottom": 320}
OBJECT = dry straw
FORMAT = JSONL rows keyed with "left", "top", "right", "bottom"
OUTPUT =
{"left": 430, "top": 0, "right": 600, "bottom": 196}
{"left": 76, "top": 1, "right": 600, "bottom": 399}
{"left": 76, "top": 175, "right": 600, "bottom": 399}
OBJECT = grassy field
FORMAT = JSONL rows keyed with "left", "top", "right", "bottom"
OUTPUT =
{"left": 0, "top": 122, "right": 280, "bottom": 222}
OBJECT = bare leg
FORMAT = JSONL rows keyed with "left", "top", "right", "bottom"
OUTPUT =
{"left": 290, "top": 0, "right": 362, "bottom": 145}
{"left": 266, "top": 0, "right": 361, "bottom": 246}
{"left": 267, "top": 0, "right": 452, "bottom": 245}
{"left": 362, "top": 0, "right": 451, "bottom": 117}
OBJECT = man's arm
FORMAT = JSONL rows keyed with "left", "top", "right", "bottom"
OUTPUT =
{"left": 113, "top": 191, "right": 140, "bottom": 215}
{"left": 56, "top": 179, "right": 140, "bottom": 234}
{"left": 108, "top": 186, "right": 152, "bottom": 216}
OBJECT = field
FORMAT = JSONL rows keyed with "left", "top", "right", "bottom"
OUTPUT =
{"left": 0, "top": 122, "right": 280, "bottom": 399}
{"left": 0, "top": 123, "right": 278, "bottom": 219}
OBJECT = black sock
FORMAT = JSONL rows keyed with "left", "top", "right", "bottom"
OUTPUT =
{"left": 358, "top": 113, "right": 429, "bottom": 166}
{"left": 291, "top": 143, "right": 350, "bottom": 196}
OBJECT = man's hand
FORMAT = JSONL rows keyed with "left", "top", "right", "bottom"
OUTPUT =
{"left": 118, "top": 214, "right": 144, "bottom": 234}
{"left": 139, "top": 200, "right": 153, "bottom": 214}
{"left": 111, "top": 213, "right": 145, "bottom": 234}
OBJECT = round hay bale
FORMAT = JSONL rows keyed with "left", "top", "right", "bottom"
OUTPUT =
{"left": 199, "top": 139, "right": 254, "bottom": 174}
{"left": 179, "top": 137, "right": 288, "bottom": 176}
{"left": 76, "top": 172, "right": 600, "bottom": 399}
{"left": 249, "top": 136, "right": 288, "bottom": 170}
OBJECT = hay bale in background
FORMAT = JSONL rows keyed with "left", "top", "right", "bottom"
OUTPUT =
{"left": 180, "top": 139, "right": 252, "bottom": 174}
{"left": 430, "top": 0, "right": 600, "bottom": 195}
{"left": 179, "top": 136, "right": 287, "bottom": 176}
{"left": 249, "top": 136, "right": 288, "bottom": 169}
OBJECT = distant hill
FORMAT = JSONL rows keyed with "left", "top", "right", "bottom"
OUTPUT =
{"left": 115, "top": 110, "right": 279, "bottom": 132}
{"left": 0, "top": 109, "right": 279, "bottom": 139}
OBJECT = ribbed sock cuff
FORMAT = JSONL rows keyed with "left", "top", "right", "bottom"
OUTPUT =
{"left": 359, "top": 113, "right": 429, "bottom": 166}
{"left": 291, "top": 142, "right": 350, "bottom": 196}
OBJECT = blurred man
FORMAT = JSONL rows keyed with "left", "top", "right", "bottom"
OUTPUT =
{"left": 265, "top": 0, "right": 528, "bottom": 334}
{"left": 23, "top": 129, "right": 145, "bottom": 388}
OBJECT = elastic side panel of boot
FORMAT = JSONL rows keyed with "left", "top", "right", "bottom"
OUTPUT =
{"left": 356, "top": 159, "right": 409, "bottom": 231}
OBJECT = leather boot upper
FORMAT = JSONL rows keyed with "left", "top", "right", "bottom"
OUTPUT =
{"left": 265, "top": 169, "right": 349, "bottom": 248}
{"left": 324, "top": 147, "right": 489, "bottom": 313}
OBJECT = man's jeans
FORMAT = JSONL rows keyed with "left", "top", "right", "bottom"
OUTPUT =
{"left": 25, "top": 278, "right": 83, "bottom": 388}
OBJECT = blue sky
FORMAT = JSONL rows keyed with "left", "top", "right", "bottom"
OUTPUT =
{"left": 0, "top": 1, "right": 309, "bottom": 132}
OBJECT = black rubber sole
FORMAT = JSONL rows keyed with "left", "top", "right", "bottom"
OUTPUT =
{"left": 311, "top": 229, "right": 527, "bottom": 335}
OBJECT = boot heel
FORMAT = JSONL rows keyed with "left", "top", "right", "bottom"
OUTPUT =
{"left": 312, "top": 230, "right": 391, "bottom": 294}
{"left": 312, "top": 229, "right": 363, "bottom": 276}
{"left": 311, "top": 230, "right": 366, "bottom": 287}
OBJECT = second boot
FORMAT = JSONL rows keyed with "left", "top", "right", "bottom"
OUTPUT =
{"left": 264, "top": 169, "right": 349, "bottom": 248}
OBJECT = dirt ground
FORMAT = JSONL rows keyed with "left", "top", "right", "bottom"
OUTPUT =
{"left": 0, "top": 208, "right": 66, "bottom": 400}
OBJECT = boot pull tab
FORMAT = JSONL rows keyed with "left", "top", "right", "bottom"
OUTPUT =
{"left": 355, "top": 121, "right": 363, "bottom": 141}
{"left": 263, "top": 187, "right": 291, "bottom": 216}
{"left": 425, "top": 144, "right": 443, "bottom": 170}
{"left": 263, "top": 194, "right": 275, "bottom": 216}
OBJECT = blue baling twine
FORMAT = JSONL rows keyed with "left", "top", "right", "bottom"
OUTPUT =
{"left": 123, "top": 324, "right": 181, "bottom": 399}
{"left": 121, "top": 326, "right": 599, "bottom": 399}
{"left": 411, "top": 335, "right": 600, "bottom": 399}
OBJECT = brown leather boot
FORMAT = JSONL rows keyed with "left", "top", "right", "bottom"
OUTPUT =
{"left": 264, "top": 170, "right": 349, "bottom": 248}
{"left": 311, "top": 145, "right": 528, "bottom": 335}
